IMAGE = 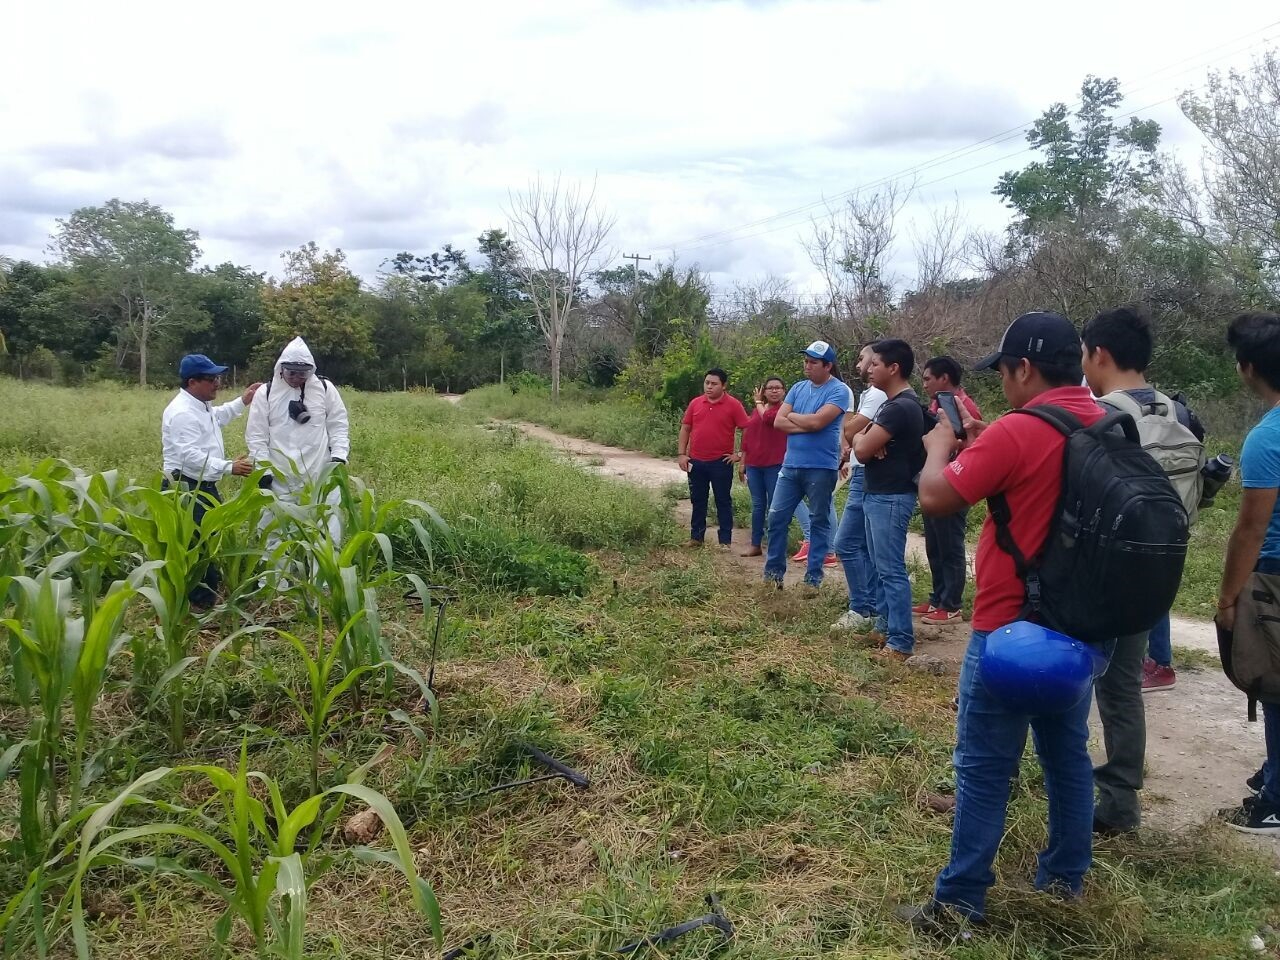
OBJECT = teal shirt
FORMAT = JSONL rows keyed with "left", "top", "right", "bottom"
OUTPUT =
{"left": 1241, "top": 406, "right": 1280, "bottom": 560}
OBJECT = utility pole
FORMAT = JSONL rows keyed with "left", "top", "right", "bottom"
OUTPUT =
{"left": 622, "top": 252, "right": 651, "bottom": 286}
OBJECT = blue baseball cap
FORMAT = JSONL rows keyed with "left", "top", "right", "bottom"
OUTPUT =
{"left": 179, "top": 354, "right": 229, "bottom": 380}
{"left": 802, "top": 340, "right": 837, "bottom": 363}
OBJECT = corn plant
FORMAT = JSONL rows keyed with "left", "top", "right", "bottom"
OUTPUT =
{"left": 0, "top": 568, "right": 134, "bottom": 864}
{"left": 62, "top": 745, "right": 441, "bottom": 960}
{"left": 124, "top": 480, "right": 266, "bottom": 751}
{"left": 250, "top": 608, "right": 437, "bottom": 795}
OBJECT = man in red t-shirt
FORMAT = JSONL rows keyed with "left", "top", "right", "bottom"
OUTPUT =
{"left": 898, "top": 312, "right": 1104, "bottom": 930}
{"left": 677, "top": 368, "right": 750, "bottom": 547}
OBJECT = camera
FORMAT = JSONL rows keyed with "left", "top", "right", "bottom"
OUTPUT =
{"left": 287, "top": 398, "right": 311, "bottom": 424}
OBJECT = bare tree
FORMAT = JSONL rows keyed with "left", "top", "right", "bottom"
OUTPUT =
{"left": 1164, "top": 50, "right": 1280, "bottom": 299}
{"left": 507, "top": 176, "right": 614, "bottom": 400}
{"left": 911, "top": 200, "right": 967, "bottom": 293}
{"left": 804, "top": 179, "right": 914, "bottom": 340}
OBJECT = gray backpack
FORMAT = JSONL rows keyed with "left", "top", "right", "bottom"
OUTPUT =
{"left": 1222, "top": 573, "right": 1280, "bottom": 720}
{"left": 1100, "top": 390, "right": 1205, "bottom": 524}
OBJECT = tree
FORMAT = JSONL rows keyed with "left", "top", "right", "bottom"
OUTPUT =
{"left": 1165, "top": 50, "right": 1280, "bottom": 302}
{"left": 51, "top": 199, "right": 202, "bottom": 386}
{"left": 995, "top": 76, "right": 1161, "bottom": 235}
{"left": 473, "top": 229, "right": 536, "bottom": 384}
{"left": 386, "top": 245, "right": 471, "bottom": 286}
{"left": 633, "top": 263, "right": 711, "bottom": 359}
{"left": 507, "top": 176, "right": 614, "bottom": 401}
{"left": 805, "top": 180, "right": 912, "bottom": 339}
{"left": 185, "top": 263, "right": 266, "bottom": 379}
{"left": 257, "top": 243, "right": 374, "bottom": 384}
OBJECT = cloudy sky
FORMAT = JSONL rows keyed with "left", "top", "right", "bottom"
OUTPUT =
{"left": 2, "top": 0, "right": 1276, "bottom": 299}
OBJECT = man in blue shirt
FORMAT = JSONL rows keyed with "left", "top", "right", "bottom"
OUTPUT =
{"left": 1217, "top": 311, "right": 1280, "bottom": 834}
{"left": 763, "top": 340, "right": 849, "bottom": 589}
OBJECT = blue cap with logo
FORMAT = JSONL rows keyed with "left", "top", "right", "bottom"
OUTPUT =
{"left": 179, "top": 354, "right": 229, "bottom": 380}
{"left": 802, "top": 340, "right": 837, "bottom": 363}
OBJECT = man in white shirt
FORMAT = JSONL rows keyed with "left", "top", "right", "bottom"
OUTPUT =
{"left": 161, "top": 353, "right": 262, "bottom": 607}
{"left": 831, "top": 343, "right": 888, "bottom": 632}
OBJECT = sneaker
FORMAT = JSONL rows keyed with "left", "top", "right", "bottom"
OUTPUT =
{"left": 1248, "top": 765, "right": 1266, "bottom": 793}
{"left": 894, "top": 900, "right": 984, "bottom": 935}
{"left": 921, "top": 608, "right": 962, "bottom": 625}
{"left": 831, "top": 610, "right": 876, "bottom": 632}
{"left": 791, "top": 541, "right": 810, "bottom": 563}
{"left": 911, "top": 602, "right": 935, "bottom": 616}
{"left": 823, "top": 552, "right": 838, "bottom": 567}
{"left": 1223, "top": 801, "right": 1280, "bottom": 834}
{"left": 683, "top": 539, "right": 703, "bottom": 549}
{"left": 1141, "top": 661, "right": 1176, "bottom": 692}
{"left": 739, "top": 545, "right": 763, "bottom": 557}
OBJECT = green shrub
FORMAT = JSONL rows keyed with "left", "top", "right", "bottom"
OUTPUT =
{"left": 391, "top": 518, "right": 596, "bottom": 597}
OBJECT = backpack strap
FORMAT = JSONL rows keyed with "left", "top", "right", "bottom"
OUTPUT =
{"left": 1101, "top": 388, "right": 1177, "bottom": 423}
{"left": 985, "top": 405, "right": 1082, "bottom": 617}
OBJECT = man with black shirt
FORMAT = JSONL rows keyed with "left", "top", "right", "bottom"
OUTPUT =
{"left": 853, "top": 338, "right": 926, "bottom": 660}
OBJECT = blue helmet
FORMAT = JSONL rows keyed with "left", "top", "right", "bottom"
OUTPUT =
{"left": 978, "top": 621, "right": 1108, "bottom": 715}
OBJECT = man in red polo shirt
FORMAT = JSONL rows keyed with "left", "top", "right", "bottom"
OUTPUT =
{"left": 677, "top": 368, "right": 751, "bottom": 547}
{"left": 899, "top": 311, "right": 1105, "bottom": 930}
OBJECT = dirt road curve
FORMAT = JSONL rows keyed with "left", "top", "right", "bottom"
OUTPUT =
{"left": 473, "top": 410, "right": 1272, "bottom": 846}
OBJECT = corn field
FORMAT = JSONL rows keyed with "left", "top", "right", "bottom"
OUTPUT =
{"left": 0, "top": 458, "right": 446, "bottom": 958}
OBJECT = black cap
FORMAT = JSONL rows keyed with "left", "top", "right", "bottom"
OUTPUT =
{"left": 974, "top": 311, "right": 1081, "bottom": 371}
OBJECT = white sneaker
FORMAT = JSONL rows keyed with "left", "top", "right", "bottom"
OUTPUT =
{"left": 831, "top": 610, "right": 876, "bottom": 632}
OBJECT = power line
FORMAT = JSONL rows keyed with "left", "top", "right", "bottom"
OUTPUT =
{"left": 656, "top": 20, "right": 1280, "bottom": 255}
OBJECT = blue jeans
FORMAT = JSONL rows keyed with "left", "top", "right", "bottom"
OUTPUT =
{"left": 1262, "top": 702, "right": 1280, "bottom": 807}
{"left": 688, "top": 458, "right": 734, "bottom": 544}
{"left": 764, "top": 466, "right": 837, "bottom": 586}
{"left": 833, "top": 467, "right": 876, "bottom": 617}
{"left": 794, "top": 498, "right": 838, "bottom": 543}
{"left": 863, "top": 492, "right": 916, "bottom": 654}
{"left": 1147, "top": 614, "right": 1172, "bottom": 667}
{"left": 744, "top": 464, "right": 781, "bottom": 547}
{"left": 933, "top": 631, "right": 1095, "bottom": 919}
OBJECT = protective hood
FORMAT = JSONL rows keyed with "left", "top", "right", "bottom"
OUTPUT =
{"left": 276, "top": 336, "right": 317, "bottom": 372}
{"left": 246, "top": 336, "right": 350, "bottom": 490}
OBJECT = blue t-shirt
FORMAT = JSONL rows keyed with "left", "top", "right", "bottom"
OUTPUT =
{"left": 1241, "top": 406, "right": 1280, "bottom": 560}
{"left": 782, "top": 378, "right": 849, "bottom": 469}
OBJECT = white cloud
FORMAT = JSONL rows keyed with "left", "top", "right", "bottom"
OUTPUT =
{"left": 1, "top": 0, "right": 1275, "bottom": 296}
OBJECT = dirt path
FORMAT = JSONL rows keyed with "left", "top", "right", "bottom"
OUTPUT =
{"left": 476, "top": 411, "right": 1271, "bottom": 842}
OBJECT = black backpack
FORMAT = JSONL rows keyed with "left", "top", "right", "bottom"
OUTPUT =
{"left": 989, "top": 406, "right": 1190, "bottom": 645}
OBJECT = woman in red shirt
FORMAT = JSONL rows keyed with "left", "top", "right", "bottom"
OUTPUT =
{"left": 738, "top": 377, "right": 789, "bottom": 556}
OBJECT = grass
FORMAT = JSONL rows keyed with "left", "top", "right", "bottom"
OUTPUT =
{"left": 2, "top": 378, "right": 1278, "bottom": 959}
{"left": 463, "top": 382, "right": 680, "bottom": 458}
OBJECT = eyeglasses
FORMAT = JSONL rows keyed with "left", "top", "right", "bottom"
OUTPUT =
{"left": 192, "top": 374, "right": 222, "bottom": 383}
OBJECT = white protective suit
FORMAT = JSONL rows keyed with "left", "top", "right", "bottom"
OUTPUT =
{"left": 246, "top": 337, "right": 350, "bottom": 548}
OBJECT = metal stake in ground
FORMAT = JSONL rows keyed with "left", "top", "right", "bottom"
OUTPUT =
{"left": 403, "top": 583, "right": 456, "bottom": 695}
{"left": 453, "top": 744, "right": 590, "bottom": 803}
{"left": 614, "top": 894, "right": 735, "bottom": 954}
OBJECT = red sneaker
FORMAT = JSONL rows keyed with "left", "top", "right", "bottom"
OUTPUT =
{"left": 791, "top": 541, "right": 810, "bottom": 563}
{"left": 1142, "top": 661, "right": 1176, "bottom": 692}
{"left": 911, "top": 602, "right": 935, "bottom": 616}
{"left": 823, "top": 553, "right": 838, "bottom": 567}
{"left": 921, "top": 608, "right": 962, "bottom": 625}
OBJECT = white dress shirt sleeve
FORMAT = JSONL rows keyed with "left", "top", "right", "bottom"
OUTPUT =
{"left": 172, "top": 409, "right": 232, "bottom": 480}
{"left": 212, "top": 396, "right": 246, "bottom": 428}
